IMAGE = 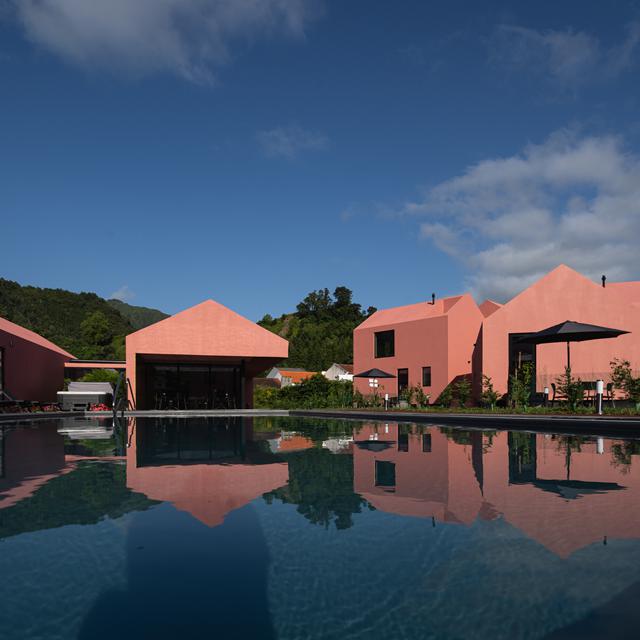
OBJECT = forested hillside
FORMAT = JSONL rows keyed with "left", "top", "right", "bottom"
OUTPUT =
{"left": 258, "top": 286, "right": 375, "bottom": 371}
{"left": 107, "top": 299, "right": 168, "bottom": 330}
{"left": 0, "top": 278, "right": 165, "bottom": 359}
{"left": 0, "top": 278, "right": 372, "bottom": 368}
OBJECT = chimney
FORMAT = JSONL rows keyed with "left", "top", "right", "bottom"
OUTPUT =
{"left": 602, "top": 275, "right": 606, "bottom": 288}
{"left": 431, "top": 293, "right": 436, "bottom": 305}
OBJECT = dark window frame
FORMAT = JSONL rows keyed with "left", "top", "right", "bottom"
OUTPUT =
{"left": 422, "top": 366, "right": 432, "bottom": 387}
{"left": 375, "top": 460, "right": 396, "bottom": 487}
{"left": 374, "top": 330, "right": 395, "bottom": 358}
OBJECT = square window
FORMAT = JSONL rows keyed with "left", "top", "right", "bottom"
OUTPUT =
{"left": 422, "top": 366, "right": 432, "bottom": 387}
{"left": 375, "top": 460, "right": 396, "bottom": 487}
{"left": 374, "top": 330, "right": 395, "bottom": 358}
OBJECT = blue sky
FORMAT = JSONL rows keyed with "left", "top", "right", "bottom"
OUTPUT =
{"left": 2, "top": 0, "right": 640, "bottom": 319}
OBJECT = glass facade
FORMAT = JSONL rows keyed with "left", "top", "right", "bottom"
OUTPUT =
{"left": 145, "top": 363, "right": 242, "bottom": 410}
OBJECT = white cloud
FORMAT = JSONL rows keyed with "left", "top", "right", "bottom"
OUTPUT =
{"left": 257, "top": 124, "right": 328, "bottom": 158}
{"left": 110, "top": 285, "right": 135, "bottom": 302}
{"left": 491, "top": 22, "right": 640, "bottom": 87}
{"left": 404, "top": 130, "right": 640, "bottom": 301}
{"left": 11, "top": 0, "right": 320, "bottom": 84}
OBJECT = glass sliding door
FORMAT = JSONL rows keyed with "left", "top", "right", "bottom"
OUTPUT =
{"left": 146, "top": 363, "right": 243, "bottom": 410}
{"left": 180, "top": 365, "right": 210, "bottom": 410}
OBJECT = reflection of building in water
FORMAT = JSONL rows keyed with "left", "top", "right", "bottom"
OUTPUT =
{"left": 267, "top": 431, "right": 315, "bottom": 454}
{"left": 127, "top": 417, "right": 288, "bottom": 527}
{"left": 353, "top": 424, "right": 483, "bottom": 525}
{"left": 0, "top": 422, "right": 70, "bottom": 509}
{"left": 322, "top": 437, "right": 353, "bottom": 454}
{"left": 353, "top": 423, "right": 640, "bottom": 557}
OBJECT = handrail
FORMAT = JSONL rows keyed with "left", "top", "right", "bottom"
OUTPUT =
{"left": 126, "top": 377, "right": 136, "bottom": 410}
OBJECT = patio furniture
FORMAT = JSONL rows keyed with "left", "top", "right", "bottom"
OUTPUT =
{"left": 517, "top": 320, "right": 629, "bottom": 370}
{"left": 550, "top": 383, "right": 567, "bottom": 405}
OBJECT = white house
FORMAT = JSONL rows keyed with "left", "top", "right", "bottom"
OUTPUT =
{"left": 323, "top": 363, "right": 354, "bottom": 382}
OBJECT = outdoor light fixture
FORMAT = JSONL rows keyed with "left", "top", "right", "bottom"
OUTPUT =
{"left": 596, "top": 379, "right": 604, "bottom": 415}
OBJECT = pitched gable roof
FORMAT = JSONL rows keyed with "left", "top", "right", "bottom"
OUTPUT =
{"left": 479, "top": 300, "right": 502, "bottom": 318}
{"left": 356, "top": 295, "right": 466, "bottom": 330}
{"left": 0, "top": 316, "right": 74, "bottom": 359}
{"left": 126, "top": 299, "right": 288, "bottom": 359}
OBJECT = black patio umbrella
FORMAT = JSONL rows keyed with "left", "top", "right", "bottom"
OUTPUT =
{"left": 517, "top": 320, "right": 629, "bottom": 369}
{"left": 353, "top": 368, "right": 396, "bottom": 379}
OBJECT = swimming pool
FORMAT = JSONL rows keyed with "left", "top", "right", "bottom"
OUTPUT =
{"left": 1, "top": 415, "right": 640, "bottom": 639}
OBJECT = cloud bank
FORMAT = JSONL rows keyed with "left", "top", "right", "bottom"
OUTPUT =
{"left": 257, "top": 124, "right": 328, "bottom": 158}
{"left": 405, "top": 131, "right": 640, "bottom": 301}
{"left": 491, "top": 22, "right": 640, "bottom": 87}
{"left": 12, "top": 0, "right": 319, "bottom": 83}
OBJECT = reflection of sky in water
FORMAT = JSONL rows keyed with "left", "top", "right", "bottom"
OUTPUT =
{"left": 0, "top": 516, "right": 129, "bottom": 640}
{"left": 259, "top": 500, "right": 640, "bottom": 640}
{"left": 2, "top": 417, "right": 640, "bottom": 639}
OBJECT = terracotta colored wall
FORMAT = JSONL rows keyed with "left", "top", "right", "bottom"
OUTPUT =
{"left": 353, "top": 316, "right": 449, "bottom": 400}
{"left": 481, "top": 267, "right": 640, "bottom": 395}
{"left": 352, "top": 425, "right": 640, "bottom": 557}
{"left": 446, "top": 294, "right": 484, "bottom": 392}
{"left": 352, "top": 423, "right": 483, "bottom": 523}
{"left": 125, "top": 301, "right": 288, "bottom": 409}
{"left": 0, "top": 330, "right": 67, "bottom": 401}
{"left": 126, "top": 428, "right": 288, "bottom": 527}
{"left": 482, "top": 433, "right": 640, "bottom": 557}
{"left": 353, "top": 294, "right": 483, "bottom": 403}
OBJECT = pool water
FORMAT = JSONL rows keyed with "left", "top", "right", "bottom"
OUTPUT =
{"left": 2, "top": 416, "right": 640, "bottom": 639}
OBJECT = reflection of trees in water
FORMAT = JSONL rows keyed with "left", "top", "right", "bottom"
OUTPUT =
{"left": 254, "top": 416, "right": 360, "bottom": 443}
{"left": 0, "top": 462, "right": 158, "bottom": 540}
{"left": 611, "top": 441, "right": 640, "bottom": 474}
{"left": 263, "top": 448, "right": 372, "bottom": 530}
{"left": 440, "top": 427, "right": 497, "bottom": 452}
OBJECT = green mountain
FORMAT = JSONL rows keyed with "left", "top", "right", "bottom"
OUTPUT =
{"left": 107, "top": 299, "right": 168, "bottom": 330}
{"left": 258, "top": 286, "right": 375, "bottom": 371}
{"left": 0, "top": 278, "right": 167, "bottom": 360}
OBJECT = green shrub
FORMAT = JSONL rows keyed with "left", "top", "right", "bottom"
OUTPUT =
{"left": 437, "top": 384, "right": 454, "bottom": 408}
{"left": 453, "top": 378, "right": 472, "bottom": 407}
{"left": 481, "top": 375, "right": 500, "bottom": 410}
{"left": 554, "top": 366, "right": 584, "bottom": 411}
{"left": 610, "top": 358, "right": 640, "bottom": 410}
{"left": 509, "top": 362, "right": 533, "bottom": 409}
{"left": 79, "top": 369, "right": 121, "bottom": 387}
{"left": 254, "top": 375, "right": 353, "bottom": 410}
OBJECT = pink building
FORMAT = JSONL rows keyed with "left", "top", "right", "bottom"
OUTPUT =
{"left": 126, "top": 299, "right": 288, "bottom": 410}
{"left": 353, "top": 265, "right": 640, "bottom": 403}
{"left": 480, "top": 265, "right": 640, "bottom": 395}
{"left": 352, "top": 423, "right": 640, "bottom": 557}
{"left": 353, "top": 294, "right": 483, "bottom": 402}
{"left": 0, "top": 316, "right": 74, "bottom": 402}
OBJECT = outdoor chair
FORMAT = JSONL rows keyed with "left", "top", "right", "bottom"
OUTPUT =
{"left": 550, "top": 383, "right": 567, "bottom": 405}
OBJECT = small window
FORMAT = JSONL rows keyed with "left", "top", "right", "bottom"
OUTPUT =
{"left": 398, "top": 432, "right": 409, "bottom": 452}
{"left": 375, "top": 460, "right": 396, "bottom": 487}
{"left": 375, "top": 330, "right": 395, "bottom": 358}
{"left": 422, "top": 366, "right": 432, "bottom": 387}
{"left": 422, "top": 434, "right": 432, "bottom": 453}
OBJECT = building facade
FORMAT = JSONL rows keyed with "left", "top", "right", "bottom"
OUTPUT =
{"left": 323, "top": 363, "right": 354, "bottom": 381}
{"left": 479, "top": 265, "right": 640, "bottom": 396}
{"left": 0, "top": 316, "right": 74, "bottom": 402}
{"left": 353, "top": 294, "right": 483, "bottom": 402}
{"left": 353, "top": 265, "right": 640, "bottom": 403}
{"left": 126, "top": 299, "right": 288, "bottom": 410}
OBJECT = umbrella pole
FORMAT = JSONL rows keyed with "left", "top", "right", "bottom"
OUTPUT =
{"left": 567, "top": 341, "right": 571, "bottom": 371}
